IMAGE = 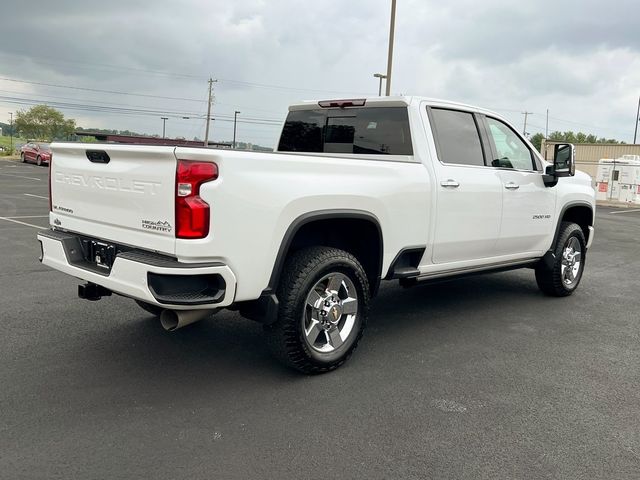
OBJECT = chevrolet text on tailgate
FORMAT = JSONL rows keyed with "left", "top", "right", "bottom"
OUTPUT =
{"left": 38, "top": 97, "right": 596, "bottom": 374}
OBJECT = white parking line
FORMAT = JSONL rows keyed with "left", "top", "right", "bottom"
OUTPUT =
{"left": 24, "top": 193, "right": 49, "bottom": 200}
{"left": 6, "top": 215, "right": 49, "bottom": 219}
{"left": 0, "top": 173, "right": 41, "bottom": 181}
{"left": 610, "top": 209, "right": 640, "bottom": 215}
{"left": 0, "top": 217, "right": 43, "bottom": 228}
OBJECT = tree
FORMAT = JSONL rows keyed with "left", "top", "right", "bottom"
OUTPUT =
{"left": 529, "top": 130, "right": 624, "bottom": 152}
{"left": 530, "top": 133, "right": 545, "bottom": 151}
{"left": 14, "top": 105, "right": 76, "bottom": 141}
{"left": 547, "top": 131, "right": 623, "bottom": 144}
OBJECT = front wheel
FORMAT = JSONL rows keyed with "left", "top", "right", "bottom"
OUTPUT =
{"left": 36, "top": 156, "right": 42, "bottom": 166}
{"left": 21, "top": 153, "right": 25, "bottom": 163}
{"left": 265, "top": 246, "right": 370, "bottom": 374}
{"left": 535, "top": 221, "right": 586, "bottom": 296}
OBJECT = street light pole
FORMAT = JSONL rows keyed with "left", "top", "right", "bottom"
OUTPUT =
{"left": 161, "top": 117, "right": 168, "bottom": 138}
{"left": 233, "top": 111, "right": 240, "bottom": 149}
{"left": 385, "top": 0, "right": 397, "bottom": 96}
{"left": 9, "top": 112, "right": 13, "bottom": 154}
{"left": 373, "top": 73, "right": 387, "bottom": 96}
{"left": 634, "top": 95, "right": 640, "bottom": 144}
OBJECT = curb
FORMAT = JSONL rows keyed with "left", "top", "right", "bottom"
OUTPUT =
{"left": 596, "top": 201, "right": 640, "bottom": 208}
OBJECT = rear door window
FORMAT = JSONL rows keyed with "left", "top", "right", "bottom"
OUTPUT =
{"left": 278, "top": 107, "right": 413, "bottom": 155}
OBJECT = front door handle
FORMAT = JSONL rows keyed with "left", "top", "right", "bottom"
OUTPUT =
{"left": 504, "top": 182, "right": 520, "bottom": 190}
{"left": 440, "top": 179, "right": 460, "bottom": 188}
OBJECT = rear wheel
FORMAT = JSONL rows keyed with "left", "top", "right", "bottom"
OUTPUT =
{"left": 21, "top": 153, "right": 25, "bottom": 163}
{"left": 36, "top": 155, "right": 42, "bottom": 166}
{"left": 134, "top": 300, "right": 164, "bottom": 316}
{"left": 265, "top": 246, "right": 370, "bottom": 374}
{"left": 535, "top": 222, "right": 586, "bottom": 296}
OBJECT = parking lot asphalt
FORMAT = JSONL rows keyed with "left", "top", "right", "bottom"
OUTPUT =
{"left": 1, "top": 157, "right": 639, "bottom": 479}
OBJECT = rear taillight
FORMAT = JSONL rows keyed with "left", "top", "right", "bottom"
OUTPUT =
{"left": 48, "top": 154, "right": 52, "bottom": 212}
{"left": 175, "top": 160, "right": 218, "bottom": 239}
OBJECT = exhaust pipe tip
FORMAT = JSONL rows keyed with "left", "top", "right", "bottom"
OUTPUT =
{"left": 160, "top": 310, "right": 180, "bottom": 332}
{"left": 159, "top": 308, "right": 216, "bottom": 331}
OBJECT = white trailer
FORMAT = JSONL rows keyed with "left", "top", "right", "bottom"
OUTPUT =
{"left": 595, "top": 156, "right": 640, "bottom": 204}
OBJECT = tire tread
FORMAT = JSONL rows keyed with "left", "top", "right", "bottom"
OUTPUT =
{"left": 535, "top": 221, "right": 586, "bottom": 296}
{"left": 265, "top": 246, "right": 370, "bottom": 374}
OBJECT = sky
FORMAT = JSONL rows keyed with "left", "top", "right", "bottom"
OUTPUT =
{"left": 1, "top": 0, "right": 639, "bottom": 147}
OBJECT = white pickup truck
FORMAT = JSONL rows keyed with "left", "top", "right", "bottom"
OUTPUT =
{"left": 38, "top": 96, "right": 595, "bottom": 373}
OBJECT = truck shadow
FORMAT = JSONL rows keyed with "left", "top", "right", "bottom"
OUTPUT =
{"left": 369, "top": 270, "right": 542, "bottom": 333}
{"left": 74, "top": 269, "right": 546, "bottom": 382}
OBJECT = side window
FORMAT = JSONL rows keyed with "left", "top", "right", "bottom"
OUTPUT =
{"left": 430, "top": 108, "right": 485, "bottom": 166}
{"left": 485, "top": 117, "right": 535, "bottom": 170}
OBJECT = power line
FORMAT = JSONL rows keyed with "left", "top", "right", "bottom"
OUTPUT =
{"left": 217, "top": 78, "right": 365, "bottom": 95}
{"left": 0, "top": 95, "right": 283, "bottom": 125}
{"left": 0, "top": 86, "right": 285, "bottom": 120}
{"left": 0, "top": 52, "right": 367, "bottom": 96}
{"left": 0, "top": 51, "right": 205, "bottom": 80}
{"left": 0, "top": 76, "right": 206, "bottom": 103}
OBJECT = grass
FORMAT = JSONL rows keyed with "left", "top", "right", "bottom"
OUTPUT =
{"left": 0, "top": 135, "right": 27, "bottom": 156}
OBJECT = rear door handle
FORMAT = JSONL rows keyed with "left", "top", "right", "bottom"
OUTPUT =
{"left": 440, "top": 179, "right": 460, "bottom": 188}
{"left": 504, "top": 182, "right": 520, "bottom": 190}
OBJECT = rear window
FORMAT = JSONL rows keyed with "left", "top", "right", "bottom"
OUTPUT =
{"left": 278, "top": 107, "right": 413, "bottom": 155}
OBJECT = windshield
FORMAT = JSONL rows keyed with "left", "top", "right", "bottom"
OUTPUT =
{"left": 37, "top": 143, "right": 51, "bottom": 152}
{"left": 278, "top": 107, "right": 413, "bottom": 155}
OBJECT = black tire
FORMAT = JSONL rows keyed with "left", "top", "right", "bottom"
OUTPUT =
{"left": 20, "top": 153, "right": 25, "bottom": 163}
{"left": 134, "top": 300, "right": 164, "bottom": 316}
{"left": 535, "top": 222, "right": 586, "bottom": 297}
{"left": 36, "top": 155, "right": 42, "bottom": 166}
{"left": 265, "top": 246, "right": 370, "bottom": 374}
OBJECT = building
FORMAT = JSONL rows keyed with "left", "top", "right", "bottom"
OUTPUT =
{"left": 541, "top": 140, "right": 640, "bottom": 180}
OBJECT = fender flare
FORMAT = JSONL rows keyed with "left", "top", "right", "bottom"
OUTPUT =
{"left": 245, "top": 209, "right": 383, "bottom": 325}
{"left": 550, "top": 201, "right": 594, "bottom": 250}
{"left": 266, "top": 209, "right": 384, "bottom": 291}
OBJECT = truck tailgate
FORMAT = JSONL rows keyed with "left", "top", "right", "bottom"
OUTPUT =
{"left": 50, "top": 143, "right": 177, "bottom": 255}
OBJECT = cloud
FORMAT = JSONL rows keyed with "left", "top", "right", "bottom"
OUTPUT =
{"left": 1, "top": 0, "right": 639, "bottom": 144}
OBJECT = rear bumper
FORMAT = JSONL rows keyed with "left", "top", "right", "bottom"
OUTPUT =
{"left": 37, "top": 229, "right": 236, "bottom": 310}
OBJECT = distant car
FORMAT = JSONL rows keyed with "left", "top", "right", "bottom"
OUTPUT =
{"left": 21, "top": 142, "right": 51, "bottom": 166}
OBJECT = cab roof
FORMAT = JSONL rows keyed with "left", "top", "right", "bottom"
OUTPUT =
{"left": 287, "top": 96, "right": 501, "bottom": 118}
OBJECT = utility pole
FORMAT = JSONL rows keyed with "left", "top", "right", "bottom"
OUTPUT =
{"left": 634, "top": 96, "right": 640, "bottom": 144}
{"left": 204, "top": 77, "right": 217, "bottom": 147}
{"left": 233, "top": 111, "right": 241, "bottom": 149}
{"left": 545, "top": 109, "right": 549, "bottom": 139}
{"left": 9, "top": 112, "right": 13, "bottom": 154}
{"left": 385, "top": 0, "right": 397, "bottom": 96}
{"left": 522, "top": 111, "right": 533, "bottom": 136}
{"left": 160, "top": 117, "right": 168, "bottom": 138}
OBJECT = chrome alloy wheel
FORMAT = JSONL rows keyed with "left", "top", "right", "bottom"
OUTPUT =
{"left": 302, "top": 272, "right": 359, "bottom": 353}
{"left": 561, "top": 237, "right": 582, "bottom": 286}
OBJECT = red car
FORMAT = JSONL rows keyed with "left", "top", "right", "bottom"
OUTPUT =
{"left": 21, "top": 142, "right": 51, "bottom": 166}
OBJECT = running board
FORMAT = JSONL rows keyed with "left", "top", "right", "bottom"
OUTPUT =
{"left": 399, "top": 259, "right": 539, "bottom": 287}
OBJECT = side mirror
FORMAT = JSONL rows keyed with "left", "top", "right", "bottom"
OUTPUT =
{"left": 543, "top": 143, "right": 575, "bottom": 187}
{"left": 552, "top": 143, "right": 575, "bottom": 177}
